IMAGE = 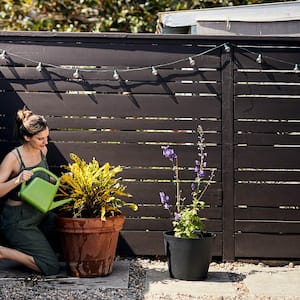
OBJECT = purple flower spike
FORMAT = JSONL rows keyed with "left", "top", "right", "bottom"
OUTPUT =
{"left": 164, "top": 203, "right": 171, "bottom": 209}
{"left": 191, "top": 183, "right": 196, "bottom": 190}
{"left": 197, "top": 170, "right": 205, "bottom": 178}
{"left": 159, "top": 192, "right": 170, "bottom": 206}
{"left": 161, "top": 146, "right": 177, "bottom": 161}
{"left": 174, "top": 212, "right": 181, "bottom": 221}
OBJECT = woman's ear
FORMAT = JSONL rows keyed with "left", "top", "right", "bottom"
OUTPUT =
{"left": 24, "top": 135, "right": 31, "bottom": 142}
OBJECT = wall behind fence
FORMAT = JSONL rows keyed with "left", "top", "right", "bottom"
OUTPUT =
{"left": 0, "top": 32, "right": 299, "bottom": 260}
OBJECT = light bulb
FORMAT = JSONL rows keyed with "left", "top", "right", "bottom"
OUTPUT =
{"left": 113, "top": 70, "right": 119, "bottom": 80}
{"left": 189, "top": 57, "right": 195, "bottom": 66}
{"left": 73, "top": 68, "right": 79, "bottom": 79}
{"left": 151, "top": 66, "right": 158, "bottom": 76}
{"left": 0, "top": 50, "right": 6, "bottom": 60}
{"left": 36, "top": 62, "right": 42, "bottom": 72}
{"left": 293, "top": 64, "right": 299, "bottom": 72}
{"left": 256, "top": 54, "right": 262, "bottom": 64}
{"left": 224, "top": 43, "right": 230, "bottom": 53}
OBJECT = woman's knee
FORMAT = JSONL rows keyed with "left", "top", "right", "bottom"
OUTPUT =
{"left": 35, "top": 255, "right": 60, "bottom": 276}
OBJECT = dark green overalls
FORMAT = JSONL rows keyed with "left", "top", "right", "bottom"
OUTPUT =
{"left": 0, "top": 149, "right": 60, "bottom": 275}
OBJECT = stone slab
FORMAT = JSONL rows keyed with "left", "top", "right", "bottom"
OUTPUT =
{"left": 244, "top": 267, "right": 300, "bottom": 298}
{"left": 144, "top": 264, "right": 237, "bottom": 298}
{"left": 0, "top": 259, "right": 129, "bottom": 289}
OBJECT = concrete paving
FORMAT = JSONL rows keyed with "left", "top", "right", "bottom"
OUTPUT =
{"left": 0, "top": 259, "right": 129, "bottom": 289}
{"left": 143, "top": 261, "right": 300, "bottom": 299}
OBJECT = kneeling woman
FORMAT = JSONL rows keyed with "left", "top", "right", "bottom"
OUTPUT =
{"left": 0, "top": 108, "right": 60, "bottom": 275}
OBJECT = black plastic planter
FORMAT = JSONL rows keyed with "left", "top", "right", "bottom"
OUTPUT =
{"left": 164, "top": 231, "right": 215, "bottom": 281}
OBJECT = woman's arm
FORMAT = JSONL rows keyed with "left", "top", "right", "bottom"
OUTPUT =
{"left": 0, "top": 152, "right": 32, "bottom": 198}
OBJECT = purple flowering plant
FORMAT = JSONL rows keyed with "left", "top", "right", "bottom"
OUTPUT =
{"left": 159, "top": 125, "right": 215, "bottom": 239}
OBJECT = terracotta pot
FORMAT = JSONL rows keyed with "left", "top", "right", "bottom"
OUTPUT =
{"left": 56, "top": 214, "right": 125, "bottom": 277}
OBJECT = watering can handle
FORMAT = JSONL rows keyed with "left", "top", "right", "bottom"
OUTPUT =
{"left": 21, "top": 167, "right": 60, "bottom": 189}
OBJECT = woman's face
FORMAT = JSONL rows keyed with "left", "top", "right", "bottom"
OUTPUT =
{"left": 25, "top": 127, "right": 49, "bottom": 150}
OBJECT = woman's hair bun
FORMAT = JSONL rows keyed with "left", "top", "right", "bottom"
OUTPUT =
{"left": 16, "top": 107, "right": 33, "bottom": 123}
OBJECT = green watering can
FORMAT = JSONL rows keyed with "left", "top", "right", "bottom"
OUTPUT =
{"left": 18, "top": 167, "right": 72, "bottom": 213}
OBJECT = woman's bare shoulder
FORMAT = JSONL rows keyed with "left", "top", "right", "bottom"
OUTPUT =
{"left": 0, "top": 150, "right": 19, "bottom": 180}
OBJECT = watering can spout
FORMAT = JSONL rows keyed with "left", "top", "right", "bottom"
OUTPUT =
{"left": 49, "top": 198, "right": 73, "bottom": 211}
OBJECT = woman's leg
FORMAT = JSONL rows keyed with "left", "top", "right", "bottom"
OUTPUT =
{"left": 0, "top": 204, "right": 60, "bottom": 275}
{"left": 0, "top": 246, "right": 40, "bottom": 272}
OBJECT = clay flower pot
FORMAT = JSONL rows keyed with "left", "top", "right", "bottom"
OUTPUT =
{"left": 56, "top": 214, "right": 125, "bottom": 277}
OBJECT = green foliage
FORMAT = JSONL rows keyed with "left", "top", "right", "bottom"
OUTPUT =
{"left": 173, "top": 204, "right": 206, "bottom": 239}
{"left": 57, "top": 153, "right": 138, "bottom": 219}
{"left": 0, "top": 0, "right": 276, "bottom": 33}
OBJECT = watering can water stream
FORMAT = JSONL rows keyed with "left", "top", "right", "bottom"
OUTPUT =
{"left": 18, "top": 167, "right": 72, "bottom": 213}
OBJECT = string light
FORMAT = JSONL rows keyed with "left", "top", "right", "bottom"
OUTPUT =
{"left": 189, "top": 57, "right": 195, "bottom": 66}
{"left": 151, "top": 66, "right": 158, "bottom": 76}
{"left": 0, "top": 44, "right": 298, "bottom": 79}
{"left": 293, "top": 64, "right": 299, "bottom": 72}
{"left": 0, "top": 50, "right": 6, "bottom": 60}
{"left": 224, "top": 43, "right": 230, "bottom": 53}
{"left": 73, "top": 68, "right": 80, "bottom": 78}
{"left": 36, "top": 62, "right": 42, "bottom": 72}
{"left": 256, "top": 54, "right": 262, "bottom": 64}
{"left": 113, "top": 70, "right": 119, "bottom": 80}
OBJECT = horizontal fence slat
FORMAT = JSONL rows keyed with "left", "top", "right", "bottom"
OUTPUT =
{"left": 122, "top": 168, "right": 222, "bottom": 181}
{"left": 235, "top": 133, "right": 300, "bottom": 145}
{"left": 48, "top": 130, "right": 221, "bottom": 144}
{"left": 235, "top": 207, "right": 300, "bottom": 221}
{"left": 0, "top": 41, "right": 222, "bottom": 68}
{"left": 235, "top": 220, "right": 300, "bottom": 234}
{"left": 235, "top": 184, "right": 300, "bottom": 207}
{"left": 123, "top": 206, "right": 222, "bottom": 219}
{"left": 0, "top": 79, "right": 221, "bottom": 95}
{"left": 236, "top": 170, "right": 300, "bottom": 182}
{"left": 235, "top": 233, "right": 300, "bottom": 258}
{"left": 123, "top": 218, "right": 222, "bottom": 232}
{"left": 235, "top": 71, "right": 300, "bottom": 83}
{"left": 235, "top": 97, "right": 300, "bottom": 119}
{"left": 47, "top": 117, "right": 221, "bottom": 131}
{"left": 235, "top": 147, "right": 300, "bottom": 168}
{"left": 235, "top": 121, "right": 300, "bottom": 133}
{"left": 1, "top": 92, "right": 221, "bottom": 118}
{"left": 235, "top": 84, "right": 300, "bottom": 96}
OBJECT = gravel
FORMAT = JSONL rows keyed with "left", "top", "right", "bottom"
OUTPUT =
{"left": 0, "top": 258, "right": 146, "bottom": 300}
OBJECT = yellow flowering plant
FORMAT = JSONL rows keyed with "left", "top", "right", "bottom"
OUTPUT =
{"left": 56, "top": 153, "right": 138, "bottom": 219}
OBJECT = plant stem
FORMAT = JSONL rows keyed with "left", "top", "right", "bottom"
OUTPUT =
{"left": 175, "top": 158, "right": 180, "bottom": 212}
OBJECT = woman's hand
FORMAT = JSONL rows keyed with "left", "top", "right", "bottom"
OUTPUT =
{"left": 15, "top": 170, "right": 33, "bottom": 185}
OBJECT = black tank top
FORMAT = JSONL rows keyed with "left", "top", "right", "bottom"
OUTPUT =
{"left": 6, "top": 148, "right": 49, "bottom": 201}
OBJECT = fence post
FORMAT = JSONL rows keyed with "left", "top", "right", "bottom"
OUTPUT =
{"left": 221, "top": 42, "right": 235, "bottom": 261}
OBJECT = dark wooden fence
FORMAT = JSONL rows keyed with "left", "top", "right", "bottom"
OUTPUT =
{"left": 0, "top": 31, "right": 299, "bottom": 261}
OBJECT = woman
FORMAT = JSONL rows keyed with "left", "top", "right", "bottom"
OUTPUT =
{"left": 0, "top": 108, "right": 60, "bottom": 275}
